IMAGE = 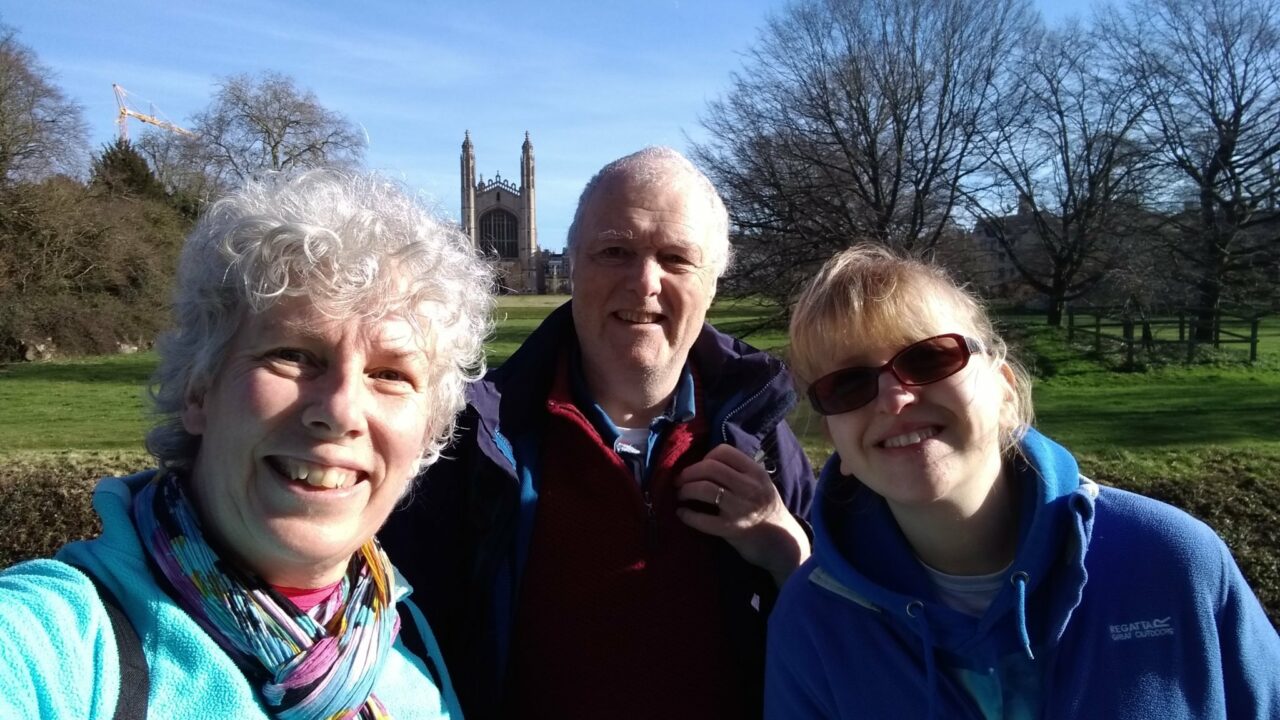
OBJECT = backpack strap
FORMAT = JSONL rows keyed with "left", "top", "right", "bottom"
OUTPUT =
{"left": 397, "top": 598, "right": 463, "bottom": 719}
{"left": 71, "top": 565, "right": 150, "bottom": 720}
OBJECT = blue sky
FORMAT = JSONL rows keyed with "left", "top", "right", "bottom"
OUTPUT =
{"left": 5, "top": 0, "right": 1094, "bottom": 253}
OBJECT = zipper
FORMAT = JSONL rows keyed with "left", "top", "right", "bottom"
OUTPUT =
{"left": 622, "top": 448, "right": 657, "bottom": 552}
{"left": 718, "top": 367, "right": 786, "bottom": 446}
{"left": 642, "top": 488, "right": 657, "bottom": 550}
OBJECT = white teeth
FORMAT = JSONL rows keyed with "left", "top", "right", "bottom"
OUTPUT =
{"left": 617, "top": 310, "right": 660, "bottom": 323}
{"left": 278, "top": 458, "right": 356, "bottom": 489}
{"left": 882, "top": 427, "right": 940, "bottom": 448}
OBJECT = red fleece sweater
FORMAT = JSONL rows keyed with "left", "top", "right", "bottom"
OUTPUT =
{"left": 503, "top": 364, "right": 747, "bottom": 719}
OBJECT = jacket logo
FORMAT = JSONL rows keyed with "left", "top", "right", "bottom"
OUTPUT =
{"left": 1109, "top": 617, "right": 1173, "bottom": 641}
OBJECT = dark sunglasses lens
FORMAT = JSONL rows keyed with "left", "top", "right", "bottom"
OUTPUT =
{"left": 896, "top": 336, "right": 967, "bottom": 384}
{"left": 810, "top": 367, "right": 877, "bottom": 415}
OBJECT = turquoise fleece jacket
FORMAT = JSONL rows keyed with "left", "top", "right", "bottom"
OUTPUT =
{"left": 766, "top": 429, "right": 1280, "bottom": 719}
{"left": 0, "top": 472, "right": 462, "bottom": 719}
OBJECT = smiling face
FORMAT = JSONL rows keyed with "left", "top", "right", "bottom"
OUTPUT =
{"left": 182, "top": 296, "right": 433, "bottom": 588}
{"left": 569, "top": 171, "right": 719, "bottom": 411}
{"left": 822, "top": 305, "right": 1016, "bottom": 516}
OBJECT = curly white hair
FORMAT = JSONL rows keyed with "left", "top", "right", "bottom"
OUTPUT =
{"left": 147, "top": 170, "right": 494, "bottom": 472}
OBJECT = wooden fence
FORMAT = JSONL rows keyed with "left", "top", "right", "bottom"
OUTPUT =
{"left": 1066, "top": 307, "right": 1264, "bottom": 368}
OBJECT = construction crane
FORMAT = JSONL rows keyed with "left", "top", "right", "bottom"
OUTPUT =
{"left": 113, "top": 84, "right": 194, "bottom": 142}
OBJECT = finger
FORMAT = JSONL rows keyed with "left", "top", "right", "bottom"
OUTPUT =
{"left": 703, "top": 443, "right": 766, "bottom": 474}
{"left": 703, "top": 445, "right": 774, "bottom": 489}
{"left": 676, "top": 506, "right": 730, "bottom": 538}
{"left": 677, "top": 456, "right": 728, "bottom": 485}
{"left": 677, "top": 479, "right": 728, "bottom": 514}
{"left": 676, "top": 445, "right": 757, "bottom": 485}
{"left": 679, "top": 456, "right": 769, "bottom": 495}
{"left": 687, "top": 470, "right": 787, "bottom": 530}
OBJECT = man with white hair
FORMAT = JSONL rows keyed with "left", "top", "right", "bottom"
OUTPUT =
{"left": 382, "top": 147, "right": 815, "bottom": 720}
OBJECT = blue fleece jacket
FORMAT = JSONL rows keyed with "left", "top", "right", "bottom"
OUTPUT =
{"left": 0, "top": 472, "right": 461, "bottom": 719}
{"left": 765, "top": 429, "right": 1280, "bottom": 719}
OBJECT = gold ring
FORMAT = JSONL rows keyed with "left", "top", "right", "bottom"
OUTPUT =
{"left": 714, "top": 486, "right": 726, "bottom": 507}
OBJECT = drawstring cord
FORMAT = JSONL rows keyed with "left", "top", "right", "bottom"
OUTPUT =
{"left": 907, "top": 573, "right": 1034, "bottom": 718}
{"left": 1011, "top": 571, "right": 1035, "bottom": 660}
{"left": 906, "top": 600, "right": 939, "bottom": 720}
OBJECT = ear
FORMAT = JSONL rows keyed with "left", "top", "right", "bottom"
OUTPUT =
{"left": 995, "top": 361, "right": 1019, "bottom": 428}
{"left": 998, "top": 361, "right": 1016, "bottom": 390}
{"left": 181, "top": 386, "right": 208, "bottom": 436}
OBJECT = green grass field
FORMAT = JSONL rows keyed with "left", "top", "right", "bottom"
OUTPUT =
{"left": 2, "top": 298, "right": 1276, "bottom": 458}
{"left": 0, "top": 352, "right": 154, "bottom": 453}
{"left": 2, "top": 297, "right": 1278, "bottom": 626}
{"left": 748, "top": 308, "right": 1280, "bottom": 462}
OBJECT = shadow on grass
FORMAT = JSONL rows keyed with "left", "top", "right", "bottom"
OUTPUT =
{"left": 0, "top": 356, "right": 157, "bottom": 385}
{"left": 1035, "top": 373, "right": 1280, "bottom": 451}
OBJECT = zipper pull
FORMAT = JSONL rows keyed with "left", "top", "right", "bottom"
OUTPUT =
{"left": 643, "top": 490, "right": 657, "bottom": 549}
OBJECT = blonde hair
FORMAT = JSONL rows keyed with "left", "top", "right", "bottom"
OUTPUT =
{"left": 788, "top": 243, "right": 1033, "bottom": 451}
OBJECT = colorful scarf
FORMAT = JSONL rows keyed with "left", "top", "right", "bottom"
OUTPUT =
{"left": 133, "top": 470, "right": 402, "bottom": 719}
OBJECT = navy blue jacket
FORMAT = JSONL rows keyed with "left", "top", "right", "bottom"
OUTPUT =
{"left": 382, "top": 302, "right": 816, "bottom": 720}
{"left": 766, "top": 429, "right": 1280, "bottom": 719}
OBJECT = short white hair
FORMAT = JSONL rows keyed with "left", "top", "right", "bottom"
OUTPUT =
{"left": 566, "top": 146, "right": 733, "bottom": 277}
{"left": 147, "top": 170, "right": 494, "bottom": 471}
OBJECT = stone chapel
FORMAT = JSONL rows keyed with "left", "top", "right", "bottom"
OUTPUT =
{"left": 460, "top": 131, "right": 546, "bottom": 293}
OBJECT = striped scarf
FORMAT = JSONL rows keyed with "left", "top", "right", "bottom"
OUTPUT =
{"left": 133, "top": 470, "right": 401, "bottom": 719}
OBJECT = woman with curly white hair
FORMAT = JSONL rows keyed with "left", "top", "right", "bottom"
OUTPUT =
{"left": 0, "top": 170, "right": 493, "bottom": 719}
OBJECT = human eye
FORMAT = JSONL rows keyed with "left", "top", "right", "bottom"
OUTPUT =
{"left": 830, "top": 367, "right": 877, "bottom": 395}
{"left": 273, "top": 348, "right": 307, "bottom": 362}
{"left": 592, "top": 245, "right": 632, "bottom": 264}
{"left": 262, "top": 347, "right": 315, "bottom": 374}
{"left": 899, "top": 338, "right": 965, "bottom": 379}
{"left": 659, "top": 251, "right": 695, "bottom": 269}
{"left": 368, "top": 362, "right": 423, "bottom": 393}
{"left": 660, "top": 241, "right": 705, "bottom": 271}
{"left": 369, "top": 368, "right": 409, "bottom": 383}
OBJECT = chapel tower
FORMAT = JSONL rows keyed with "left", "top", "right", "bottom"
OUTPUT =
{"left": 460, "top": 131, "right": 540, "bottom": 292}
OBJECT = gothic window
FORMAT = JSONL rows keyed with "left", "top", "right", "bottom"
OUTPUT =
{"left": 480, "top": 209, "right": 519, "bottom": 259}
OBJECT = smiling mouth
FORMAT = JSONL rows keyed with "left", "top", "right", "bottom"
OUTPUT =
{"left": 879, "top": 427, "right": 941, "bottom": 449}
{"left": 268, "top": 457, "right": 365, "bottom": 489}
{"left": 614, "top": 310, "right": 664, "bottom": 324}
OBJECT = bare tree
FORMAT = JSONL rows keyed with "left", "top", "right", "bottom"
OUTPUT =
{"left": 135, "top": 128, "right": 216, "bottom": 215}
{"left": 970, "top": 22, "right": 1158, "bottom": 325}
{"left": 1103, "top": 0, "right": 1280, "bottom": 337}
{"left": 0, "top": 24, "right": 88, "bottom": 184}
{"left": 692, "top": 0, "right": 1036, "bottom": 305}
{"left": 134, "top": 71, "right": 365, "bottom": 209}
{"left": 190, "top": 71, "right": 365, "bottom": 190}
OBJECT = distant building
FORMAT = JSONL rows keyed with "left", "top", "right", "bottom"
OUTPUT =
{"left": 967, "top": 195, "right": 1037, "bottom": 295}
{"left": 460, "top": 131, "right": 568, "bottom": 294}
{"left": 541, "top": 250, "right": 571, "bottom": 294}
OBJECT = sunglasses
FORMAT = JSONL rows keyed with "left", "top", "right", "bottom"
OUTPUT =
{"left": 806, "top": 333, "right": 985, "bottom": 415}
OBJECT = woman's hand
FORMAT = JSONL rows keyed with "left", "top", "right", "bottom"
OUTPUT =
{"left": 675, "top": 444, "right": 811, "bottom": 588}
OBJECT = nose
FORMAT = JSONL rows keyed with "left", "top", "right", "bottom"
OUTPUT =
{"left": 625, "top": 255, "right": 663, "bottom": 297}
{"left": 873, "top": 367, "right": 918, "bottom": 415}
{"left": 302, "top": 366, "right": 368, "bottom": 439}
